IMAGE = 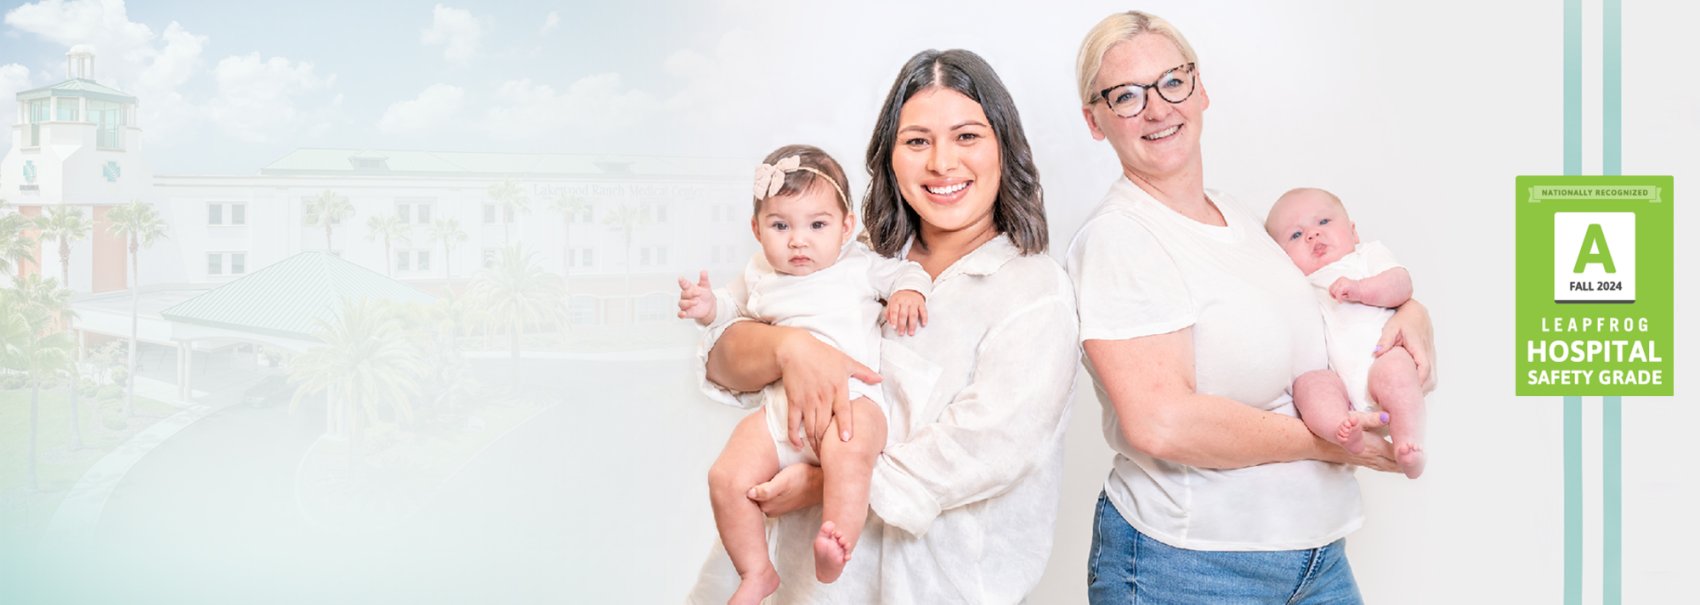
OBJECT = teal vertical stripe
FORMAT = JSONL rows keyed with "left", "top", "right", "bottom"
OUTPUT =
{"left": 1601, "top": 0, "right": 1623, "bottom": 603}
{"left": 1564, "top": 396, "right": 1583, "bottom": 605}
{"left": 1603, "top": 0, "right": 1623, "bottom": 177}
{"left": 1565, "top": 0, "right": 1583, "bottom": 176}
{"left": 1562, "top": 1, "right": 1584, "bottom": 604}
{"left": 1603, "top": 395, "right": 1622, "bottom": 604}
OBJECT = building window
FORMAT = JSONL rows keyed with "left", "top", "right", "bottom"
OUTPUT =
{"left": 482, "top": 204, "right": 512, "bottom": 224}
{"left": 636, "top": 293, "right": 673, "bottom": 322}
{"left": 567, "top": 247, "right": 596, "bottom": 268}
{"left": 482, "top": 248, "right": 498, "bottom": 269}
{"left": 26, "top": 100, "right": 49, "bottom": 147}
{"left": 568, "top": 296, "right": 600, "bottom": 326}
{"left": 207, "top": 252, "right": 247, "bottom": 276}
{"left": 416, "top": 250, "right": 431, "bottom": 272}
{"left": 396, "top": 250, "right": 411, "bottom": 272}
{"left": 90, "top": 100, "right": 124, "bottom": 150}
{"left": 397, "top": 199, "right": 435, "bottom": 225}
{"left": 208, "top": 202, "right": 246, "bottom": 226}
{"left": 639, "top": 247, "right": 651, "bottom": 266}
{"left": 57, "top": 99, "right": 79, "bottom": 122}
{"left": 653, "top": 204, "right": 668, "bottom": 223}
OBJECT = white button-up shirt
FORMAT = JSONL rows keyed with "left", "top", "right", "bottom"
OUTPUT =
{"left": 690, "top": 235, "right": 1081, "bottom": 604}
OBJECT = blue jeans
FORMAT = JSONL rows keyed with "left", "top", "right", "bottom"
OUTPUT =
{"left": 1087, "top": 491, "right": 1363, "bottom": 604}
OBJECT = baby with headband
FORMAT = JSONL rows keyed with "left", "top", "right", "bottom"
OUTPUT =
{"left": 679, "top": 144, "right": 930, "bottom": 603}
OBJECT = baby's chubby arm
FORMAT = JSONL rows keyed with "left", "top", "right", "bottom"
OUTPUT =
{"left": 678, "top": 270, "right": 742, "bottom": 327}
{"left": 864, "top": 246, "right": 934, "bottom": 337}
{"left": 885, "top": 290, "right": 927, "bottom": 336}
{"left": 1329, "top": 267, "right": 1412, "bottom": 308}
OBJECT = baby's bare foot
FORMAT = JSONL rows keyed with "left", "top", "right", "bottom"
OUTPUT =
{"left": 1335, "top": 414, "right": 1366, "bottom": 454}
{"left": 1397, "top": 442, "right": 1427, "bottom": 479}
{"left": 814, "top": 521, "right": 852, "bottom": 583}
{"left": 729, "top": 566, "right": 779, "bottom": 605}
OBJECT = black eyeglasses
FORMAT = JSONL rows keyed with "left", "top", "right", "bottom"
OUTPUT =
{"left": 1094, "top": 62, "right": 1197, "bottom": 118}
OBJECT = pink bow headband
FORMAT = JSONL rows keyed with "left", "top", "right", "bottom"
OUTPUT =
{"left": 752, "top": 155, "right": 849, "bottom": 210}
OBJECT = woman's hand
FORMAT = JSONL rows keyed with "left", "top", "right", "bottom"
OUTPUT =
{"left": 1377, "top": 298, "right": 1438, "bottom": 393}
{"left": 747, "top": 463, "right": 825, "bottom": 518}
{"left": 776, "top": 331, "right": 882, "bottom": 450}
{"left": 1317, "top": 434, "right": 1399, "bottom": 473}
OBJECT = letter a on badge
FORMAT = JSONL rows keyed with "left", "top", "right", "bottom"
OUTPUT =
{"left": 1572, "top": 223, "right": 1616, "bottom": 273}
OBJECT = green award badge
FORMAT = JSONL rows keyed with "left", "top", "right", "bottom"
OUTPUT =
{"left": 1517, "top": 176, "right": 1674, "bottom": 395}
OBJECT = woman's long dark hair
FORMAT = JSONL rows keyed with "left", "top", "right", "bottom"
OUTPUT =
{"left": 863, "top": 49, "right": 1047, "bottom": 256}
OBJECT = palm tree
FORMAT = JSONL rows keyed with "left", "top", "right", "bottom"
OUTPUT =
{"left": 105, "top": 200, "right": 168, "bottom": 416}
{"left": 427, "top": 218, "right": 468, "bottom": 285}
{"left": 550, "top": 193, "right": 591, "bottom": 275}
{"left": 288, "top": 298, "right": 427, "bottom": 464}
{"left": 305, "top": 190, "right": 354, "bottom": 251}
{"left": 469, "top": 245, "right": 565, "bottom": 389}
{"left": 365, "top": 214, "right": 412, "bottom": 276}
{"left": 35, "top": 206, "right": 92, "bottom": 289}
{"left": 486, "top": 180, "right": 529, "bottom": 246}
{"left": 0, "top": 206, "right": 36, "bottom": 279}
{"left": 35, "top": 206, "right": 92, "bottom": 446}
{"left": 601, "top": 203, "right": 651, "bottom": 296}
{"left": 0, "top": 282, "right": 75, "bottom": 491}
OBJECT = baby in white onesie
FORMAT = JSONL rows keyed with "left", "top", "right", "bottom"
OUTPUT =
{"left": 678, "top": 145, "right": 930, "bottom": 604}
{"left": 1265, "top": 187, "right": 1427, "bottom": 479}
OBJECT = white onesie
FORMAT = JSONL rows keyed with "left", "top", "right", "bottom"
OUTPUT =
{"left": 707, "top": 240, "right": 932, "bottom": 465}
{"left": 1305, "top": 240, "right": 1404, "bottom": 411}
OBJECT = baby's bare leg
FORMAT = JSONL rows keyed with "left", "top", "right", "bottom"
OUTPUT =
{"left": 1371, "top": 346, "right": 1428, "bottom": 479}
{"left": 708, "top": 411, "right": 782, "bottom": 604}
{"left": 812, "top": 396, "right": 887, "bottom": 583}
{"left": 1295, "top": 369, "right": 1381, "bottom": 454}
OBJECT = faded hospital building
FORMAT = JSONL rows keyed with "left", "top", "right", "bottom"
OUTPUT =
{"left": 3, "top": 48, "right": 749, "bottom": 399}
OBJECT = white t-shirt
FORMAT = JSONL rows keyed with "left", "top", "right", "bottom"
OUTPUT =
{"left": 1306, "top": 240, "right": 1404, "bottom": 411}
{"left": 1066, "top": 177, "right": 1362, "bottom": 551}
{"left": 691, "top": 235, "right": 1080, "bottom": 603}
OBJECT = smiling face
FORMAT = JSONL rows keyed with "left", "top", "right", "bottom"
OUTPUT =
{"left": 751, "top": 183, "right": 853, "bottom": 276}
{"left": 1082, "top": 34, "right": 1208, "bottom": 183}
{"left": 890, "top": 87, "right": 1003, "bottom": 243}
{"left": 1265, "top": 188, "right": 1359, "bottom": 275}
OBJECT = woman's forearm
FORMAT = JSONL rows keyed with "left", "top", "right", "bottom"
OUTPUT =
{"left": 705, "top": 321, "right": 790, "bottom": 392}
{"left": 1137, "top": 391, "right": 1335, "bottom": 468}
{"left": 1085, "top": 334, "right": 1339, "bottom": 470}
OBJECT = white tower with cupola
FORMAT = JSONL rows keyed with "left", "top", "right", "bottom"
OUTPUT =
{"left": 2, "top": 46, "right": 155, "bottom": 293}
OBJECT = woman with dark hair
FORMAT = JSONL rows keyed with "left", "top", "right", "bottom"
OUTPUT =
{"left": 688, "top": 48, "right": 1079, "bottom": 603}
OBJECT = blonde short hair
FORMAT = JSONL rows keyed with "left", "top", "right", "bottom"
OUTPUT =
{"left": 1075, "top": 11, "right": 1200, "bottom": 106}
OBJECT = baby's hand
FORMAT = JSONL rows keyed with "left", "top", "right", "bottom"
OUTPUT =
{"left": 885, "top": 290, "right": 928, "bottom": 336}
{"left": 677, "top": 270, "right": 716, "bottom": 326}
{"left": 1328, "top": 277, "right": 1360, "bottom": 303}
